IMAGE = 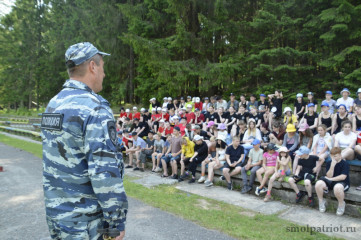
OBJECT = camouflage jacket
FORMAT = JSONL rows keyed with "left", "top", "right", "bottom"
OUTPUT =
{"left": 41, "top": 80, "right": 128, "bottom": 231}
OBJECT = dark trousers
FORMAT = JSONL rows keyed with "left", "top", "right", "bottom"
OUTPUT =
{"left": 188, "top": 157, "right": 206, "bottom": 177}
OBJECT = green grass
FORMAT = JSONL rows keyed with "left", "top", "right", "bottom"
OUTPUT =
{"left": 0, "top": 134, "right": 340, "bottom": 240}
{"left": 0, "top": 134, "right": 42, "bottom": 158}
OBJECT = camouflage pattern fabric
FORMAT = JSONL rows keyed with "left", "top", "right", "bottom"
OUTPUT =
{"left": 65, "top": 42, "right": 110, "bottom": 66}
{"left": 46, "top": 216, "right": 102, "bottom": 240}
{"left": 41, "top": 80, "right": 128, "bottom": 238}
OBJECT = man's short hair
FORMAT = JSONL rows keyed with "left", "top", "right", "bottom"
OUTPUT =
{"left": 67, "top": 54, "right": 102, "bottom": 77}
{"left": 330, "top": 147, "right": 342, "bottom": 156}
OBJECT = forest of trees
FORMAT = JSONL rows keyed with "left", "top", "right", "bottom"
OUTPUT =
{"left": 0, "top": 0, "right": 361, "bottom": 109}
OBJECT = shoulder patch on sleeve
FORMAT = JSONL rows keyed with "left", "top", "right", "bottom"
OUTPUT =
{"left": 107, "top": 121, "right": 117, "bottom": 146}
{"left": 41, "top": 113, "right": 63, "bottom": 131}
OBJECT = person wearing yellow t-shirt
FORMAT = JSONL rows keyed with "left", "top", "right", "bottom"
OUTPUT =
{"left": 179, "top": 137, "right": 195, "bottom": 181}
{"left": 284, "top": 107, "right": 298, "bottom": 128}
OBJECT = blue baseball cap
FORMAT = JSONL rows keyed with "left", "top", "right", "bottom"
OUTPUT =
{"left": 325, "top": 91, "right": 332, "bottom": 95}
{"left": 337, "top": 104, "right": 347, "bottom": 110}
{"left": 65, "top": 42, "right": 110, "bottom": 66}
{"left": 260, "top": 94, "right": 266, "bottom": 97}
{"left": 307, "top": 103, "right": 315, "bottom": 108}
{"left": 252, "top": 139, "right": 261, "bottom": 145}
{"left": 321, "top": 102, "right": 329, "bottom": 107}
{"left": 296, "top": 146, "right": 310, "bottom": 156}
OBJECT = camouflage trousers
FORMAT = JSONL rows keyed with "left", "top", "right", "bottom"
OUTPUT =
{"left": 46, "top": 216, "right": 103, "bottom": 240}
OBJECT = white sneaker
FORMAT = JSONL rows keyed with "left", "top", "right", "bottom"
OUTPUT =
{"left": 204, "top": 179, "right": 211, "bottom": 185}
{"left": 319, "top": 199, "right": 326, "bottom": 213}
{"left": 198, "top": 176, "right": 206, "bottom": 183}
{"left": 155, "top": 167, "right": 162, "bottom": 172}
{"left": 336, "top": 201, "right": 345, "bottom": 216}
{"left": 255, "top": 186, "right": 260, "bottom": 196}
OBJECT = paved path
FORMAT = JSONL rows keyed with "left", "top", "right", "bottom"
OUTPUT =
{"left": 0, "top": 142, "right": 235, "bottom": 240}
{"left": 0, "top": 131, "right": 41, "bottom": 144}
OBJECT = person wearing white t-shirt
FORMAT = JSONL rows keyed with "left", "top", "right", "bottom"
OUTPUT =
{"left": 336, "top": 88, "right": 354, "bottom": 112}
{"left": 335, "top": 120, "right": 357, "bottom": 160}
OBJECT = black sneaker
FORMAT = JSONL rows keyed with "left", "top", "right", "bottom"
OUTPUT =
{"left": 296, "top": 191, "right": 306, "bottom": 203}
{"left": 180, "top": 174, "right": 188, "bottom": 179}
{"left": 171, "top": 174, "right": 178, "bottom": 179}
{"left": 227, "top": 181, "right": 233, "bottom": 190}
{"left": 140, "top": 168, "right": 144, "bottom": 172}
{"left": 245, "top": 185, "right": 252, "bottom": 193}
{"left": 188, "top": 178, "right": 195, "bottom": 184}
{"left": 178, "top": 177, "right": 184, "bottom": 182}
{"left": 220, "top": 176, "right": 225, "bottom": 181}
{"left": 125, "top": 165, "right": 133, "bottom": 168}
{"left": 308, "top": 196, "right": 315, "bottom": 208}
{"left": 133, "top": 167, "right": 140, "bottom": 171}
{"left": 241, "top": 186, "right": 248, "bottom": 194}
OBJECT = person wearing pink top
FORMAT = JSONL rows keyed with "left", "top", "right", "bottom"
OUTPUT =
{"left": 255, "top": 143, "right": 279, "bottom": 195}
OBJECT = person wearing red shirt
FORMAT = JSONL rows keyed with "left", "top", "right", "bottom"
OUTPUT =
{"left": 175, "top": 118, "right": 186, "bottom": 136}
{"left": 185, "top": 105, "right": 195, "bottom": 124}
{"left": 164, "top": 122, "right": 174, "bottom": 136}
{"left": 125, "top": 109, "right": 132, "bottom": 120}
{"left": 194, "top": 108, "right": 205, "bottom": 124}
{"left": 133, "top": 106, "right": 141, "bottom": 120}
{"left": 161, "top": 108, "right": 170, "bottom": 122}
{"left": 158, "top": 120, "right": 165, "bottom": 135}
{"left": 119, "top": 107, "right": 127, "bottom": 118}
{"left": 194, "top": 97, "right": 203, "bottom": 111}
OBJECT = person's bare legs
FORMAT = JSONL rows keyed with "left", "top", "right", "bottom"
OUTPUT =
{"left": 315, "top": 180, "right": 327, "bottom": 202}
{"left": 267, "top": 172, "right": 280, "bottom": 193}
{"left": 222, "top": 168, "right": 231, "bottom": 183}
{"left": 342, "top": 148, "right": 355, "bottom": 160}
{"left": 288, "top": 177, "right": 300, "bottom": 194}
{"left": 207, "top": 161, "right": 216, "bottom": 181}
{"left": 334, "top": 184, "right": 346, "bottom": 206}
{"left": 201, "top": 159, "right": 210, "bottom": 176}
{"left": 304, "top": 179, "right": 313, "bottom": 197}
{"left": 161, "top": 158, "right": 169, "bottom": 176}
{"left": 293, "top": 155, "right": 300, "bottom": 173}
{"left": 259, "top": 168, "right": 275, "bottom": 188}
{"left": 256, "top": 167, "right": 265, "bottom": 184}
{"left": 229, "top": 167, "right": 242, "bottom": 177}
{"left": 135, "top": 151, "right": 141, "bottom": 168}
{"left": 151, "top": 152, "right": 157, "bottom": 170}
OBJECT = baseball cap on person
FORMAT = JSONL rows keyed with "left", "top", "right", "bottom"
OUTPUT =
{"left": 195, "top": 108, "right": 200, "bottom": 112}
{"left": 151, "top": 108, "right": 156, "bottom": 112}
{"left": 267, "top": 143, "right": 278, "bottom": 150}
{"left": 307, "top": 103, "right": 315, "bottom": 108}
{"left": 174, "top": 126, "right": 180, "bottom": 132}
{"left": 133, "top": 118, "right": 139, "bottom": 121}
{"left": 307, "top": 92, "right": 314, "bottom": 96}
{"left": 157, "top": 107, "right": 162, "bottom": 111}
{"left": 296, "top": 146, "right": 310, "bottom": 156}
{"left": 163, "top": 97, "right": 168, "bottom": 100}
{"left": 140, "top": 108, "right": 145, "bottom": 112}
{"left": 260, "top": 94, "right": 266, "bottom": 97}
{"left": 125, "top": 109, "right": 130, "bottom": 113}
{"left": 194, "top": 135, "right": 204, "bottom": 141}
{"left": 65, "top": 42, "right": 110, "bottom": 66}
{"left": 230, "top": 93, "right": 235, "bottom": 96}
{"left": 168, "top": 97, "right": 172, "bottom": 100}
{"left": 321, "top": 102, "right": 330, "bottom": 107}
{"left": 204, "top": 97, "right": 209, "bottom": 100}
{"left": 357, "top": 88, "right": 361, "bottom": 94}
{"left": 117, "top": 131, "right": 123, "bottom": 135}
{"left": 296, "top": 93, "right": 303, "bottom": 98}
{"left": 180, "top": 97, "right": 184, "bottom": 100}
{"left": 133, "top": 106, "right": 137, "bottom": 110}
{"left": 252, "top": 139, "right": 261, "bottom": 145}
{"left": 298, "top": 122, "right": 309, "bottom": 132}
{"left": 194, "top": 125, "right": 201, "bottom": 129}
{"left": 337, "top": 104, "right": 347, "bottom": 110}
{"left": 187, "top": 96, "right": 192, "bottom": 99}
{"left": 325, "top": 91, "right": 332, "bottom": 95}
{"left": 131, "top": 132, "right": 137, "bottom": 136}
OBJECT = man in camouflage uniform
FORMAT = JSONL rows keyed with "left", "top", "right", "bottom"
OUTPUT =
{"left": 41, "top": 42, "right": 127, "bottom": 240}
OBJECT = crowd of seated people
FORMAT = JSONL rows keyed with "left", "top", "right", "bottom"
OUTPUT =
{"left": 116, "top": 88, "right": 361, "bottom": 216}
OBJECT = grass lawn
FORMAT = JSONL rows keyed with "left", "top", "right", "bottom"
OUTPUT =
{"left": 0, "top": 134, "right": 340, "bottom": 240}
